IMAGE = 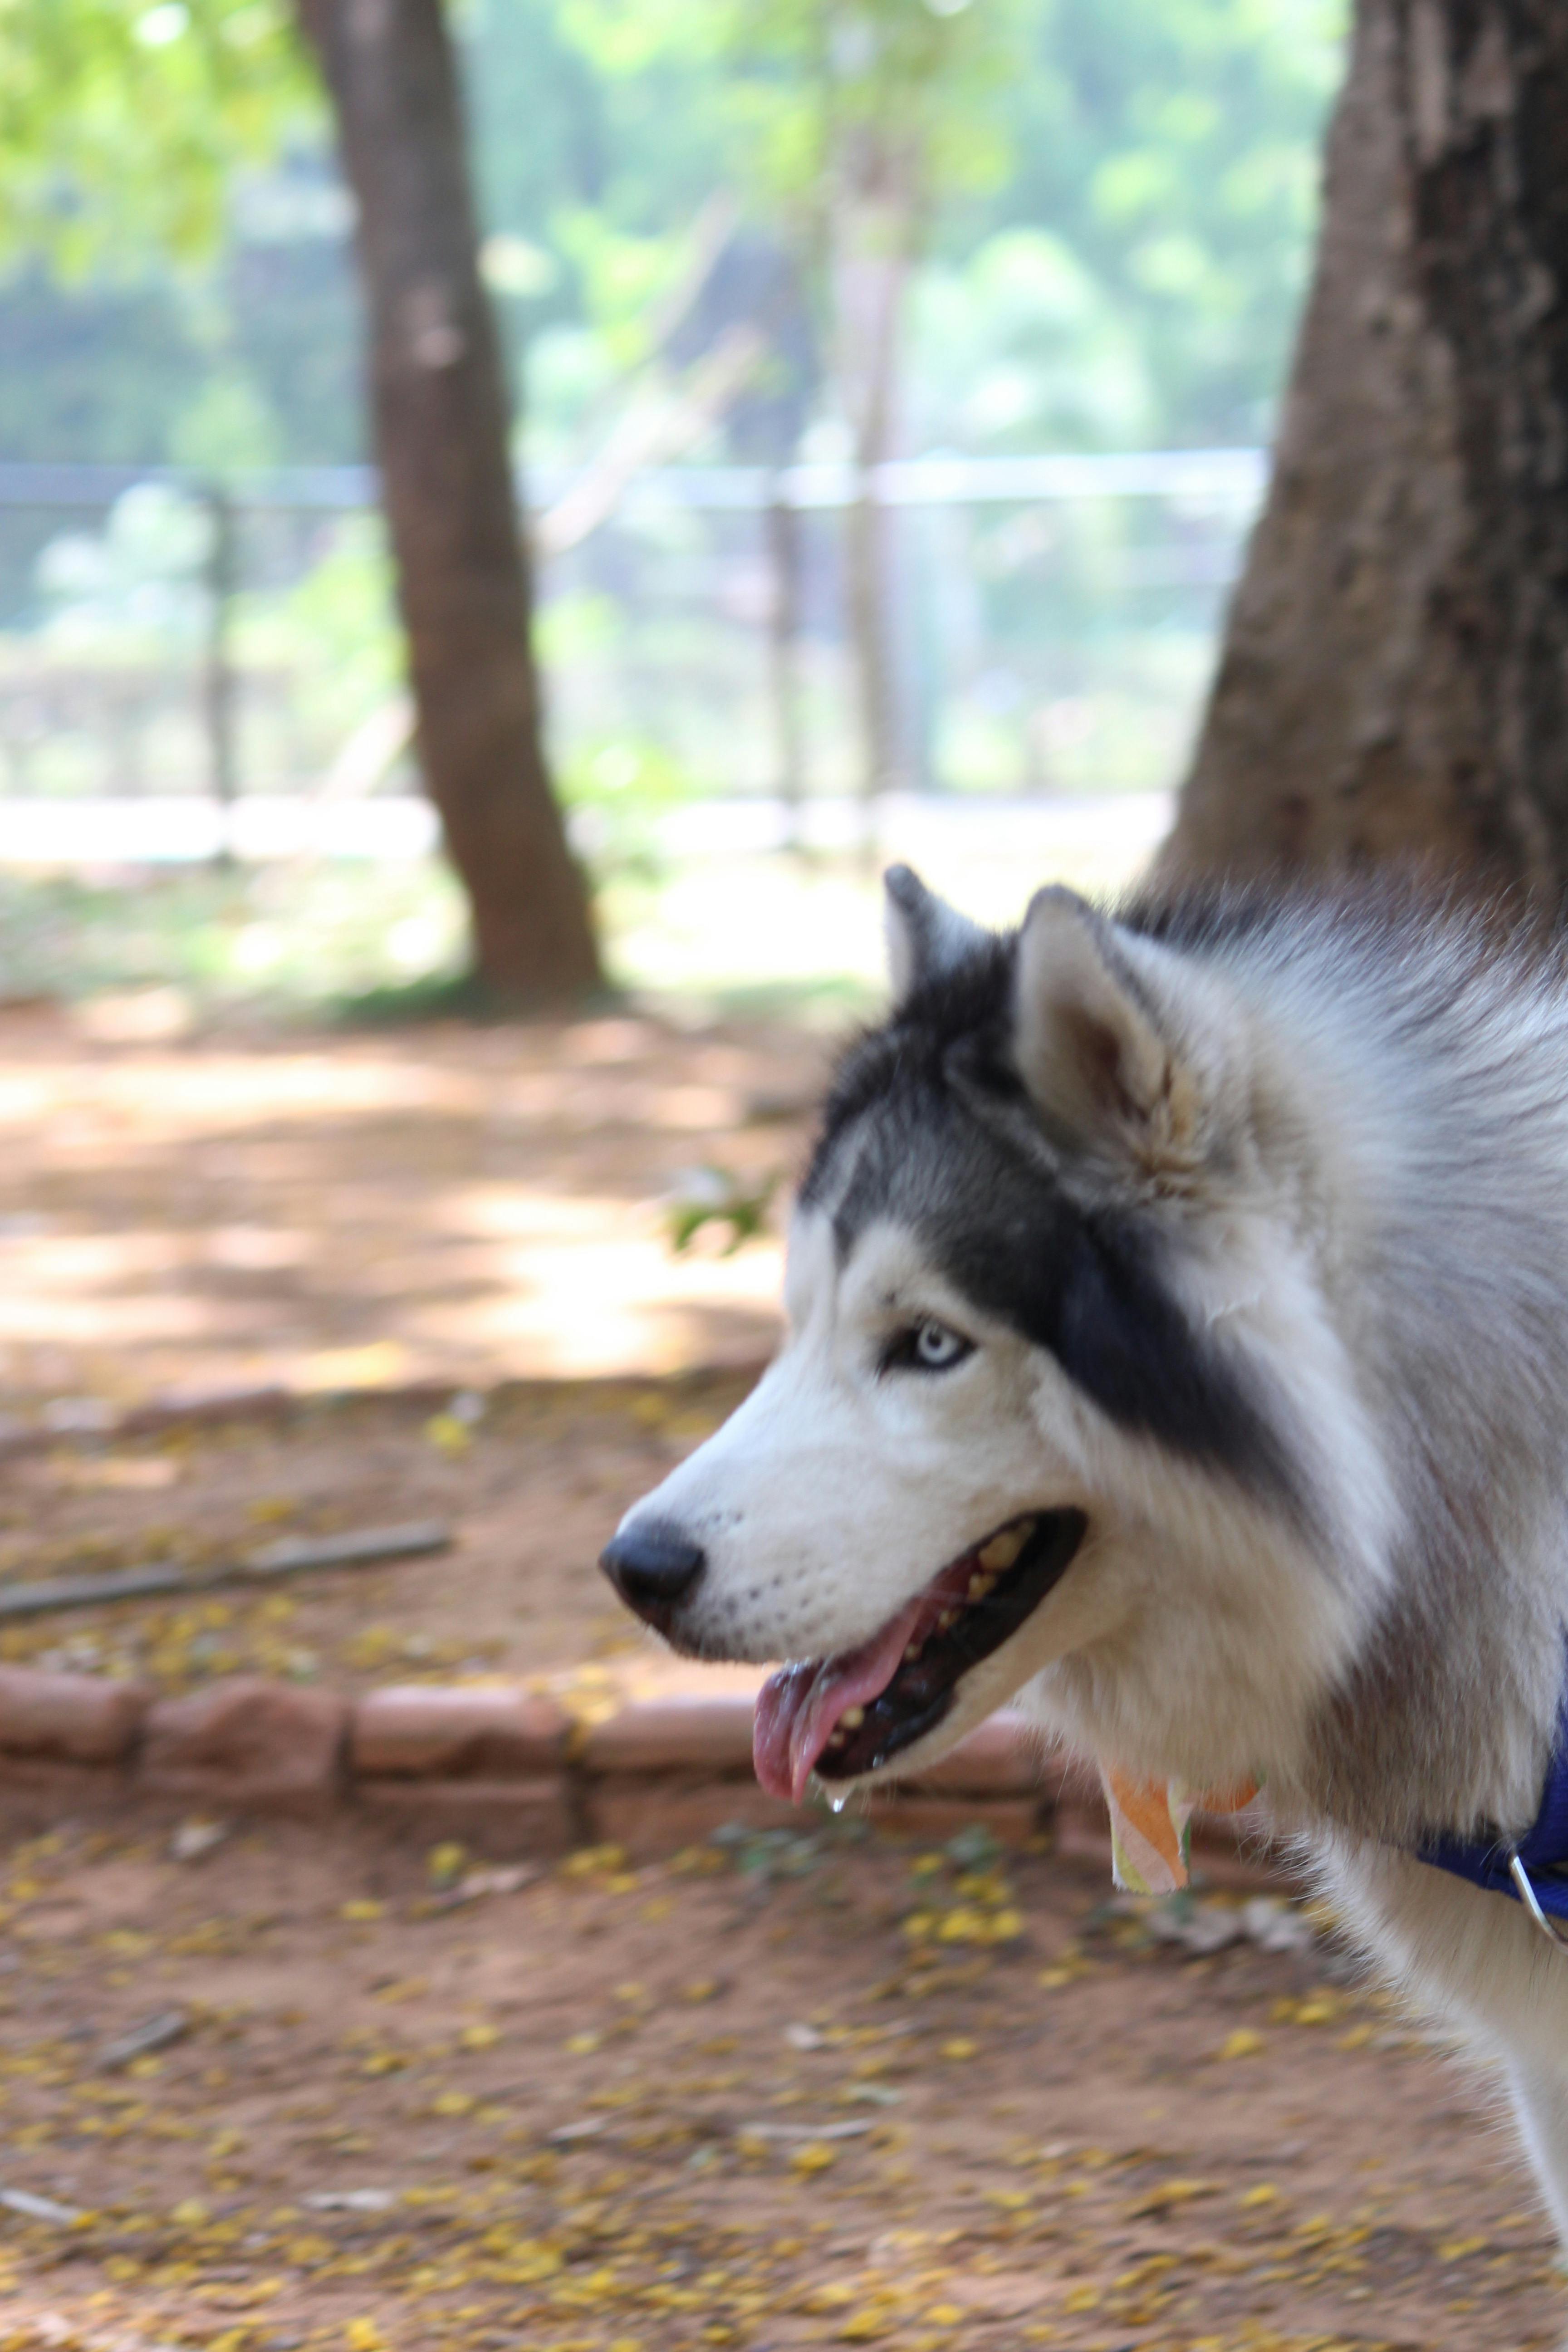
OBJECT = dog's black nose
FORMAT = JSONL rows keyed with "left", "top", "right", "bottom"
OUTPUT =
{"left": 599, "top": 1521, "right": 706, "bottom": 1628}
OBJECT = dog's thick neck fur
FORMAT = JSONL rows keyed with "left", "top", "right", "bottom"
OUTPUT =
{"left": 814, "top": 879, "right": 1568, "bottom": 1855}
{"left": 1168, "top": 887, "right": 1568, "bottom": 1855}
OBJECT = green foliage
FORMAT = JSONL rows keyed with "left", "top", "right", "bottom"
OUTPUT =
{"left": 279, "top": 514, "right": 404, "bottom": 724}
{"left": 533, "top": 0, "right": 1019, "bottom": 326}
{"left": 556, "top": 728, "right": 698, "bottom": 880}
{"left": 911, "top": 227, "right": 1156, "bottom": 449}
{"left": 984, "top": 0, "right": 1347, "bottom": 442}
{"left": 0, "top": 861, "right": 467, "bottom": 1014}
{"left": 664, "top": 1163, "right": 780, "bottom": 1256}
{"left": 0, "top": 266, "right": 201, "bottom": 468}
{"left": 553, "top": 206, "right": 703, "bottom": 370}
{"left": 0, "top": 0, "right": 312, "bottom": 270}
{"left": 0, "top": 0, "right": 1347, "bottom": 479}
{"left": 468, "top": 0, "right": 1345, "bottom": 454}
{"left": 721, "top": 0, "right": 1019, "bottom": 231}
{"left": 34, "top": 479, "right": 212, "bottom": 642}
{"left": 469, "top": 0, "right": 729, "bottom": 319}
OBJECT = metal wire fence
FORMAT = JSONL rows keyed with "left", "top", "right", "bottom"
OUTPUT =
{"left": 0, "top": 449, "right": 1264, "bottom": 855}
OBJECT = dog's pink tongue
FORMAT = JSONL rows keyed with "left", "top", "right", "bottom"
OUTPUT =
{"left": 753, "top": 1600, "right": 922, "bottom": 1803}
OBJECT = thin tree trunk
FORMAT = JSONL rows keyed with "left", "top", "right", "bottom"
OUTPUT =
{"left": 1161, "top": 0, "right": 1568, "bottom": 901}
{"left": 296, "top": 0, "right": 603, "bottom": 1001}
{"left": 201, "top": 485, "right": 238, "bottom": 868}
{"left": 833, "top": 146, "right": 915, "bottom": 815}
{"left": 766, "top": 484, "right": 806, "bottom": 849}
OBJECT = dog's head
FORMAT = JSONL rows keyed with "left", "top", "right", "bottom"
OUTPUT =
{"left": 602, "top": 872, "right": 1398, "bottom": 1803}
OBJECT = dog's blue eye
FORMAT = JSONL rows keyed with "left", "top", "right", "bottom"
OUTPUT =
{"left": 885, "top": 1318, "right": 972, "bottom": 1374}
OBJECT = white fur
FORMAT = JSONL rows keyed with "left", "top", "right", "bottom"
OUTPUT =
{"left": 611, "top": 873, "right": 1568, "bottom": 2276}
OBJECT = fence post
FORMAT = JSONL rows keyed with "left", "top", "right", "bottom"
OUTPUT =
{"left": 202, "top": 484, "right": 238, "bottom": 864}
{"left": 766, "top": 478, "right": 805, "bottom": 855}
{"left": 843, "top": 462, "right": 902, "bottom": 871}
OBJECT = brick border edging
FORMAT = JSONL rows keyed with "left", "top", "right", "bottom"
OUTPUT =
{"left": 0, "top": 1372, "right": 1283, "bottom": 1876}
{"left": 0, "top": 1664, "right": 1284, "bottom": 1883}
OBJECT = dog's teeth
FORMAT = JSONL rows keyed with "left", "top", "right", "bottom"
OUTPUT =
{"left": 903, "top": 1642, "right": 921, "bottom": 1662}
{"left": 978, "top": 1524, "right": 1032, "bottom": 1574}
{"left": 840, "top": 1705, "right": 865, "bottom": 1730}
{"left": 826, "top": 1729, "right": 846, "bottom": 1748}
{"left": 967, "top": 1570, "right": 995, "bottom": 1602}
{"left": 936, "top": 1608, "right": 959, "bottom": 1631}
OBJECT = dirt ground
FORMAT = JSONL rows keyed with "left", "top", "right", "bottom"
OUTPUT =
{"left": 0, "top": 1796, "right": 1563, "bottom": 2352}
{"left": 0, "top": 1000, "right": 820, "bottom": 1410}
{"left": 0, "top": 997, "right": 802, "bottom": 1696}
{"left": 0, "top": 1381, "right": 755, "bottom": 1704}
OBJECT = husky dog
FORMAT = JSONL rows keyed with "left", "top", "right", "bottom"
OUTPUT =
{"left": 601, "top": 867, "right": 1568, "bottom": 2263}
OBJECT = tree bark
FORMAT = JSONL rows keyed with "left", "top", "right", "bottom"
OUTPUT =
{"left": 296, "top": 0, "right": 603, "bottom": 1001}
{"left": 832, "top": 140, "right": 917, "bottom": 812}
{"left": 1161, "top": 0, "right": 1568, "bottom": 902}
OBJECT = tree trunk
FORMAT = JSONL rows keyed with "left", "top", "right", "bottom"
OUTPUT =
{"left": 1161, "top": 0, "right": 1568, "bottom": 902}
{"left": 296, "top": 0, "right": 603, "bottom": 1002}
{"left": 766, "top": 485, "right": 807, "bottom": 848}
{"left": 832, "top": 142, "right": 916, "bottom": 813}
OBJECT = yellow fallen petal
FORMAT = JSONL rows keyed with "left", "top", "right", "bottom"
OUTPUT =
{"left": 1219, "top": 2029, "right": 1265, "bottom": 2060}
{"left": 564, "top": 1844, "right": 629, "bottom": 1878}
{"left": 424, "top": 1412, "right": 470, "bottom": 1455}
{"left": 804, "top": 2286, "right": 858, "bottom": 2312}
{"left": 1135, "top": 2178, "right": 1218, "bottom": 2213}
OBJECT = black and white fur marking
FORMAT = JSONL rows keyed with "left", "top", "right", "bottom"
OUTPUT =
{"left": 603, "top": 867, "right": 1568, "bottom": 2287}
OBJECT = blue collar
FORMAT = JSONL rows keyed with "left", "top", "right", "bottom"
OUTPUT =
{"left": 1419, "top": 1683, "right": 1568, "bottom": 1921}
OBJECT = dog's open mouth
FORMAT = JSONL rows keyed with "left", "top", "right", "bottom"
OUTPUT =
{"left": 752, "top": 1507, "right": 1088, "bottom": 1802}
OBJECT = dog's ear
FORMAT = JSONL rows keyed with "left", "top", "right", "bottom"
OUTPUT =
{"left": 1013, "top": 887, "right": 1208, "bottom": 1176}
{"left": 883, "top": 866, "right": 987, "bottom": 1005}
